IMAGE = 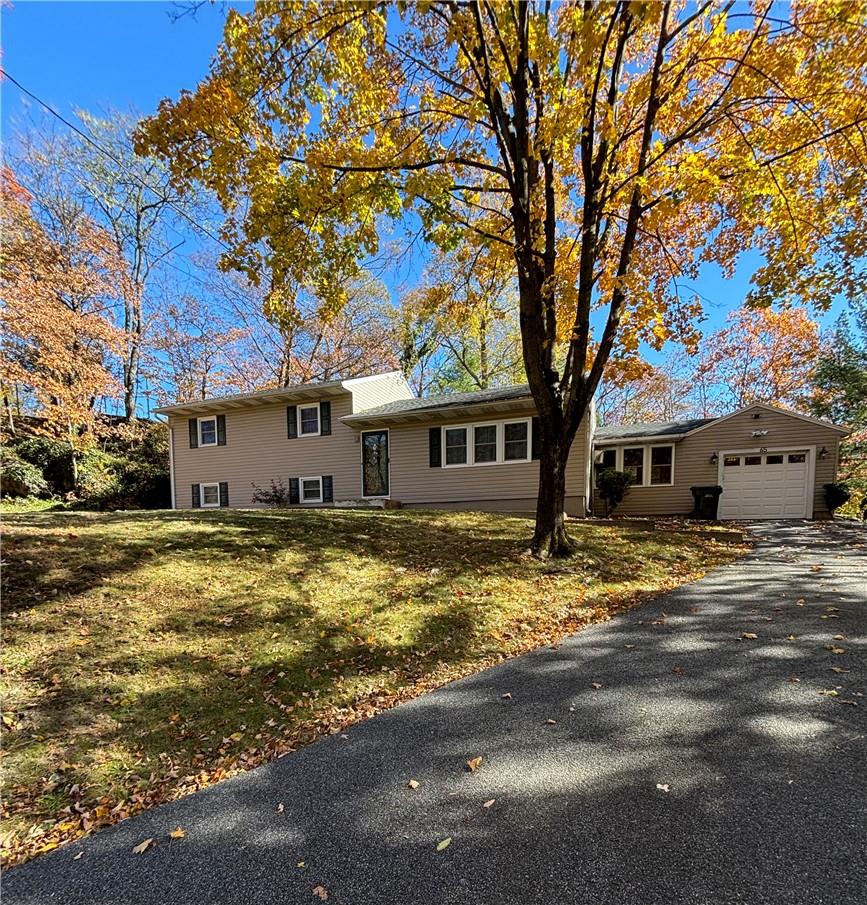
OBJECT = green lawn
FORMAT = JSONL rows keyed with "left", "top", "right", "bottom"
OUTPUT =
{"left": 1, "top": 508, "right": 746, "bottom": 865}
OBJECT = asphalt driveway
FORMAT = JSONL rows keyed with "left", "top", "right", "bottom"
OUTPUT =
{"left": 5, "top": 521, "right": 866, "bottom": 905}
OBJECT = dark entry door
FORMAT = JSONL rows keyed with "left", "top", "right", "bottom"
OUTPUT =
{"left": 362, "top": 430, "right": 389, "bottom": 497}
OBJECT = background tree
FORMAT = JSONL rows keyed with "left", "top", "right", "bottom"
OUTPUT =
{"left": 0, "top": 169, "right": 123, "bottom": 483}
{"left": 597, "top": 355, "right": 693, "bottom": 425}
{"left": 12, "top": 111, "right": 193, "bottom": 419}
{"left": 810, "top": 299, "right": 867, "bottom": 514}
{"left": 411, "top": 245, "right": 524, "bottom": 393}
{"left": 695, "top": 306, "right": 821, "bottom": 413}
{"left": 138, "top": 1, "right": 867, "bottom": 555}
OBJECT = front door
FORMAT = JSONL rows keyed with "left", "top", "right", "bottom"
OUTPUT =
{"left": 362, "top": 430, "right": 389, "bottom": 497}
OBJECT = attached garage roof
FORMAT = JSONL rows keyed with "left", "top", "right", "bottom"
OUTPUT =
{"left": 595, "top": 418, "right": 716, "bottom": 443}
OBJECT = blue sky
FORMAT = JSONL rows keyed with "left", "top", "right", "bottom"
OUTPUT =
{"left": 0, "top": 1, "right": 846, "bottom": 355}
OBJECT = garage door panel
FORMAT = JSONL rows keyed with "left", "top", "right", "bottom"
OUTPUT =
{"left": 718, "top": 451, "right": 809, "bottom": 520}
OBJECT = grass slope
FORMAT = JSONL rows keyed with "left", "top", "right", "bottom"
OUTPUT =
{"left": 1, "top": 508, "right": 746, "bottom": 865}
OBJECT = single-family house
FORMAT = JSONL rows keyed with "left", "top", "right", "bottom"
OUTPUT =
{"left": 157, "top": 372, "right": 847, "bottom": 521}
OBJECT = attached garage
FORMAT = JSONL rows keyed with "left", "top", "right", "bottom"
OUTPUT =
{"left": 717, "top": 449, "right": 812, "bottom": 520}
{"left": 593, "top": 403, "right": 849, "bottom": 520}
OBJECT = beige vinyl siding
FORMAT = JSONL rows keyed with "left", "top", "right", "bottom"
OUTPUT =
{"left": 594, "top": 408, "right": 842, "bottom": 518}
{"left": 170, "top": 393, "right": 361, "bottom": 509}
{"left": 386, "top": 410, "right": 591, "bottom": 517}
{"left": 346, "top": 372, "right": 414, "bottom": 412}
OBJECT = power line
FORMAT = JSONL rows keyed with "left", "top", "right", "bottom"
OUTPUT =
{"left": 1, "top": 67, "right": 231, "bottom": 252}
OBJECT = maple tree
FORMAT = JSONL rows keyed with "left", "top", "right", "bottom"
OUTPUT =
{"left": 696, "top": 305, "right": 821, "bottom": 413}
{"left": 138, "top": 1, "right": 867, "bottom": 555}
{"left": 0, "top": 169, "right": 124, "bottom": 482}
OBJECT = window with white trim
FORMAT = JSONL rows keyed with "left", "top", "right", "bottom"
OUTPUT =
{"left": 200, "top": 482, "right": 220, "bottom": 507}
{"left": 623, "top": 447, "right": 644, "bottom": 485}
{"left": 595, "top": 444, "right": 675, "bottom": 487}
{"left": 442, "top": 418, "right": 532, "bottom": 468}
{"left": 473, "top": 424, "right": 497, "bottom": 463}
{"left": 445, "top": 427, "right": 469, "bottom": 465}
{"left": 298, "top": 404, "right": 320, "bottom": 436}
{"left": 198, "top": 417, "right": 217, "bottom": 447}
{"left": 649, "top": 445, "right": 673, "bottom": 484}
{"left": 503, "top": 421, "right": 529, "bottom": 461}
{"left": 301, "top": 476, "right": 323, "bottom": 503}
{"left": 594, "top": 448, "right": 617, "bottom": 486}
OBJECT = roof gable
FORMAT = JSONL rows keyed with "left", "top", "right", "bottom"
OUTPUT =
{"left": 683, "top": 402, "right": 849, "bottom": 437}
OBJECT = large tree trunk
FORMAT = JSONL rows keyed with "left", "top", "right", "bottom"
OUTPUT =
{"left": 532, "top": 433, "right": 575, "bottom": 558}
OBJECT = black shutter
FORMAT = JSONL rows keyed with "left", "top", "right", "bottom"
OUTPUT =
{"left": 320, "top": 400, "right": 331, "bottom": 435}
{"left": 532, "top": 417, "right": 541, "bottom": 460}
{"left": 191, "top": 484, "right": 201, "bottom": 508}
{"left": 322, "top": 475, "right": 333, "bottom": 503}
{"left": 219, "top": 481, "right": 229, "bottom": 508}
{"left": 216, "top": 414, "right": 227, "bottom": 446}
{"left": 288, "top": 477, "right": 300, "bottom": 504}
{"left": 429, "top": 427, "right": 442, "bottom": 468}
{"left": 189, "top": 418, "right": 198, "bottom": 448}
{"left": 287, "top": 406, "right": 298, "bottom": 439}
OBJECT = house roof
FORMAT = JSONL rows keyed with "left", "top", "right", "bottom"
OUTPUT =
{"left": 154, "top": 372, "right": 404, "bottom": 417}
{"left": 594, "top": 418, "right": 717, "bottom": 443}
{"left": 342, "top": 384, "right": 534, "bottom": 426}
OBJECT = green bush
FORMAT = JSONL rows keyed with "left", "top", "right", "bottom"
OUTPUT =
{"left": 14, "top": 437, "right": 75, "bottom": 493}
{"left": 596, "top": 468, "right": 634, "bottom": 517}
{"left": 7, "top": 423, "right": 170, "bottom": 510}
{"left": 824, "top": 482, "right": 851, "bottom": 515}
{"left": 1, "top": 446, "right": 50, "bottom": 498}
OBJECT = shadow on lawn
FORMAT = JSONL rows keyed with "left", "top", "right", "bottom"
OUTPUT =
{"left": 1, "top": 508, "right": 747, "bottom": 848}
{"left": 4, "top": 522, "right": 865, "bottom": 903}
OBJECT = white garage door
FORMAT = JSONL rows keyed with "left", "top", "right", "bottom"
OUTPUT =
{"left": 718, "top": 451, "right": 810, "bottom": 520}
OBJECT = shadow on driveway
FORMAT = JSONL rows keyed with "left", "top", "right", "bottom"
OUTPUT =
{"left": 5, "top": 521, "right": 866, "bottom": 905}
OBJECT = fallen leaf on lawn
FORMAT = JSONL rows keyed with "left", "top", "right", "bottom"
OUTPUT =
{"left": 436, "top": 837, "right": 452, "bottom": 851}
{"left": 407, "top": 779, "right": 420, "bottom": 790}
{"left": 795, "top": 598, "right": 806, "bottom": 606}
{"left": 591, "top": 682, "right": 604, "bottom": 689}
{"left": 169, "top": 827, "right": 185, "bottom": 840}
{"left": 787, "top": 677, "right": 801, "bottom": 683}
{"left": 313, "top": 885, "right": 328, "bottom": 900}
{"left": 828, "top": 646, "right": 846, "bottom": 655}
{"left": 546, "top": 719, "right": 557, "bottom": 725}
{"left": 501, "top": 693, "right": 512, "bottom": 700}
{"left": 277, "top": 803, "right": 284, "bottom": 813}
{"left": 818, "top": 689, "right": 839, "bottom": 697}
{"left": 482, "top": 799, "right": 496, "bottom": 808}
{"left": 132, "top": 838, "right": 154, "bottom": 854}
{"left": 656, "top": 783, "right": 670, "bottom": 793}
{"left": 73, "top": 851, "right": 83, "bottom": 861}
{"left": 297, "top": 861, "right": 306, "bottom": 868}
{"left": 672, "top": 666, "right": 684, "bottom": 676}
{"left": 466, "top": 757, "right": 483, "bottom": 773}
{"left": 830, "top": 667, "right": 850, "bottom": 674}
{"left": 741, "top": 632, "right": 758, "bottom": 640}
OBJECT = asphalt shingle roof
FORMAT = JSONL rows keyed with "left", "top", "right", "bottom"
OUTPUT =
{"left": 595, "top": 417, "right": 716, "bottom": 440}
{"left": 345, "top": 384, "right": 533, "bottom": 419}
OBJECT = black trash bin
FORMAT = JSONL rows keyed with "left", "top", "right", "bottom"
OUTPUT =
{"left": 690, "top": 485, "right": 723, "bottom": 520}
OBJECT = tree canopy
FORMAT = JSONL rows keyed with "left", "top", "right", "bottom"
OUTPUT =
{"left": 134, "top": 0, "right": 867, "bottom": 553}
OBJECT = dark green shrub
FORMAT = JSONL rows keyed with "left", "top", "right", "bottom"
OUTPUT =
{"left": 1, "top": 446, "right": 50, "bottom": 498}
{"left": 824, "top": 482, "right": 851, "bottom": 515}
{"left": 596, "top": 468, "right": 634, "bottom": 517}
{"left": 14, "top": 437, "right": 75, "bottom": 493}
